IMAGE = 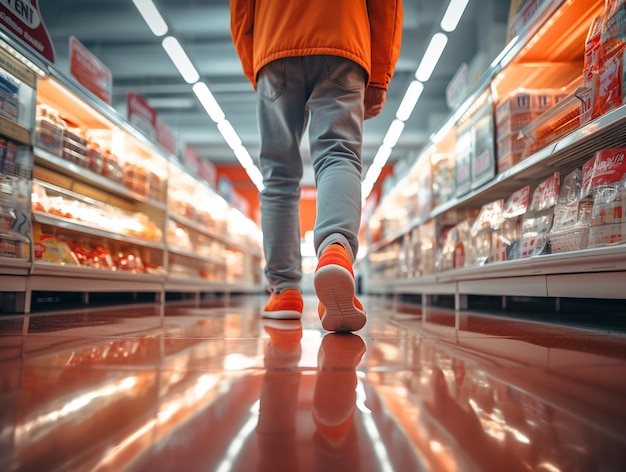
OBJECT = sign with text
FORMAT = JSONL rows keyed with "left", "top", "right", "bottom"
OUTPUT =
{"left": 69, "top": 36, "right": 112, "bottom": 104}
{"left": 0, "top": 0, "right": 55, "bottom": 63}
{"left": 157, "top": 119, "right": 177, "bottom": 156}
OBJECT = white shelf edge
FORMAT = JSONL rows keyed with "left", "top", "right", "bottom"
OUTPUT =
{"left": 166, "top": 246, "right": 227, "bottom": 266}
{"left": 34, "top": 148, "right": 167, "bottom": 210}
{"left": 33, "top": 212, "right": 165, "bottom": 250}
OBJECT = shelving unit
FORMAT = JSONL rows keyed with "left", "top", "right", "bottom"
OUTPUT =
{"left": 0, "top": 31, "right": 264, "bottom": 314}
{"left": 360, "top": 0, "right": 626, "bottom": 309}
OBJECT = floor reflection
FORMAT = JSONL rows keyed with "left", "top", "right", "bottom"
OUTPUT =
{"left": 0, "top": 296, "right": 625, "bottom": 471}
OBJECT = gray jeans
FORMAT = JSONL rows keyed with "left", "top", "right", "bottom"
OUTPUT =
{"left": 256, "top": 55, "right": 365, "bottom": 292}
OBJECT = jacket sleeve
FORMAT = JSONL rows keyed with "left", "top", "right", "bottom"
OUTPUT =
{"left": 367, "top": 0, "right": 403, "bottom": 90}
{"left": 230, "top": 0, "right": 256, "bottom": 87}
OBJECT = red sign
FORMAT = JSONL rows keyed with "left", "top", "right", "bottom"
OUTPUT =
{"left": 0, "top": 0, "right": 55, "bottom": 63}
{"left": 69, "top": 37, "right": 111, "bottom": 104}
{"left": 127, "top": 92, "right": 157, "bottom": 140}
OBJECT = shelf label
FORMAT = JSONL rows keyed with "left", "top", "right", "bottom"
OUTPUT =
{"left": 69, "top": 36, "right": 112, "bottom": 104}
{"left": 0, "top": 115, "right": 30, "bottom": 144}
{"left": 0, "top": 46, "right": 36, "bottom": 87}
{"left": 0, "top": 0, "right": 55, "bottom": 63}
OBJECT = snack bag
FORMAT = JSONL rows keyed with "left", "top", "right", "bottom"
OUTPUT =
{"left": 492, "top": 185, "right": 530, "bottom": 262}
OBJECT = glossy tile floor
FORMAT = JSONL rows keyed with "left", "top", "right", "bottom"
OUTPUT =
{"left": 1, "top": 294, "right": 626, "bottom": 471}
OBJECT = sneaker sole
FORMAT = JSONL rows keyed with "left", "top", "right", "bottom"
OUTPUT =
{"left": 314, "top": 265, "right": 366, "bottom": 332}
{"left": 260, "top": 309, "right": 302, "bottom": 320}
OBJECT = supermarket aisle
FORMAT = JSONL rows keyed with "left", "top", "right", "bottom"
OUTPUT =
{"left": 1, "top": 295, "right": 625, "bottom": 472}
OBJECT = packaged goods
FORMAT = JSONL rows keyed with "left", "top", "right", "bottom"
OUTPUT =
{"left": 62, "top": 125, "right": 89, "bottom": 168}
{"left": 496, "top": 88, "right": 556, "bottom": 171}
{"left": 547, "top": 169, "right": 593, "bottom": 253}
{"left": 492, "top": 185, "right": 530, "bottom": 262}
{"left": 455, "top": 129, "right": 472, "bottom": 196}
{"left": 582, "top": 147, "right": 626, "bottom": 247}
{"left": 0, "top": 70, "right": 19, "bottom": 122}
{"left": 470, "top": 99, "right": 496, "bottom": 189}
{"left": 471, "top": 199, "right": 504, "bottom": 265}
{"left": 34, "top": 234, "right": 80, "bottom": 266}
{"left": 519, "top": 173, "right": 560, "bottom": 258}
{"left": 585, "top": 15, "right": 604, "bottom": 119}
{"left": 432, "top": 154, "right": 456, "bottom": 207}
{"left": 34, "top": 104, "right": 65, "bottom": 156}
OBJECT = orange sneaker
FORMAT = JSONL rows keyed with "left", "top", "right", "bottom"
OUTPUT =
{"left": 261, "top": 289, "right": 303, "bottom": 320}
{"left": 314, "top": 244, "right": 366, "bottom": 332}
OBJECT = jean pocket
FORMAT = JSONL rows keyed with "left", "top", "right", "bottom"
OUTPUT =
{"left": 323, "top": 56, "right": 365, "bottom": 91}
{"left": 257, "top": 59, "right": 287, "bottom": 101}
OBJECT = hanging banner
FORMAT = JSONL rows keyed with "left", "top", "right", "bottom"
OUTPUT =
{"left": 69, "top": 36, "right": 112, "bottom": 104}
{"left": 127, "top": 92, "right": 157, "bottom": 140}
{"left": 0, "top": 0, "right": 55, "bottom": 63}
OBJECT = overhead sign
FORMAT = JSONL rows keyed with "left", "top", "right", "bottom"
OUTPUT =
{"left": 69, "top": 36, "right": 112, "bottom": 104}
{"left": 0, "top": 0, "right": 55, "bottom": 63}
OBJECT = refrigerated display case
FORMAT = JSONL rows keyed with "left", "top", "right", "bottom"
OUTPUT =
{"left": 0, "top": 31, "right": 263, "bottom": 313}
{"left": 360, "top": 0, "right": 626, "bottom": 307}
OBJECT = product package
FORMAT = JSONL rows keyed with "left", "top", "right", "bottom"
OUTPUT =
{"left": 470, "top": 199, "right": 504, "bottom": 265}
{"left": 519, "top": 172, "right": 560, "bottom": 258}
{"left": 547, "top": 169, "right": 593, "bottom": 253}
{"left": 582, "top": 147, "right": 626, "bottom": 247}
{"left": 492, "top": 185, "right": 530, "bottom": 262}
{"left": 496, "top": 88, "right": 555, "bottom": 171}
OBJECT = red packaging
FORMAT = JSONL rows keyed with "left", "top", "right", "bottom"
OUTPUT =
{"left": 582, "top": 147, "right": 626, "bottom": 195}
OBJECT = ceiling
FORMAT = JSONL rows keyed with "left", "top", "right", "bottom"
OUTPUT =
{"left": 37, "top": 0, "right": 510, "bottom": 191}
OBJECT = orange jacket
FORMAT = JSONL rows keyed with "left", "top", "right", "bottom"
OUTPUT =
{"left": 230, "top": 0, "right": 403, "bottom": 90}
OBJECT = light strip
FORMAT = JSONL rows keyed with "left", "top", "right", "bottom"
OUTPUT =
{"left": 383, "top": 119, "right": 405, "bottom": 148}
{"left": 441, "top": 0, "right": 470, "bottom": 32}
{"left": 233, "top": 145, "right": 255, "bottom": 169}
{"left": 192, "top": 82, "right": 225, "bottom": 122}
{"left": 415, "top": 32, "right": 448, "bottom": 82}
{"left": 162, "top": 36, "right": 200, "bottom": 84}
{"left": 395, "top": 80, "right": 424, "bottom": 121}
{"left": 217, "top": 120, "right": 242, "bottom": 150}
{"left": 131, "top": 0, "right": 168, "bottom": 36}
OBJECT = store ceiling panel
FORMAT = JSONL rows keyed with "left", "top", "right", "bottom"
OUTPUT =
{"left": 37, "top": 0, "right": 509, "bottom": 187}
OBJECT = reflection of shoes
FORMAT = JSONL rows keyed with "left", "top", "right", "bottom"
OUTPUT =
{"left": 262, "top": 319, "right": 303, "bottom": 369}
{"left": 318, "top": 333, "right": 366, "bottom": 370}
{"left": 314, "top": 244, "right": 366, "bottom": 332}
{"left": 263, "top": 319, "right": 303, "bottom": 354}
{"left": 261, "top": 289, "right": 303, "bottom": 320}
{"left": 313, "top": 334, "right": 366, "bottom": 447}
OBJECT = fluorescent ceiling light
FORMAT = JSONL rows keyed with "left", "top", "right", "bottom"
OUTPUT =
{"left": 233, "top": 145, "right": 255, "bottom": 169}
{"left": 396, "top": 81, "right": 424, "bottom": 121}
{"left": 440, "top": 0, "right": 470, "bottom": 32}
{"left": 193, "top": 82, "right": 225, "bottom": 122}
{"left": 162, "top": 36, "right": 200, "bottom": 84}
{"left": 246, "top": 166, "right": 265, "bottom": 192}
{"left": 132, "top": 0, "right": 168, "bottom": 36}
{"left": 217, "top": 120, "right": 241, "bottom": 150}
{"left": 415, "top": 33, "right": 448, "bottom": 82}
{"left": 383, "top": 120, "right": 405, "bottom": 148}
{"left": 371, "top": 144, "right": 393, "bottom": 170}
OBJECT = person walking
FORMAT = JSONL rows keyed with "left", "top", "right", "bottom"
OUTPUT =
{"left": 230, "top": 0, "right": 403, "bottom": 332}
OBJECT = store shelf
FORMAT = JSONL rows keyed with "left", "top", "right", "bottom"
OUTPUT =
{"left": 0, "top": 273, "right": 27, "bottom": 291}
{"left": 0, "top": 257, "right": 30, "bottom": 275}
{"left": 30, "top": 261, "right": 165, "bottom": 289}
{"left": 164, "top": 277, "right": 259, "bottom": 293}
{"left": 0, "top": 115, "right": 31, "bottom": 145}
{"left": 33, "top": 212, "right": 165, "bottom": 250}
{"left": 166, "top": 246, "right": 226, "bottom": 266}
{"left": 34, "top": 147, "right": 167, "bottom": 210}
{"left": 369, "top": 244, "right": 626, "bottom": 301}
{"left": 168, "top": 214, "right": 233, "bottom": 247}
